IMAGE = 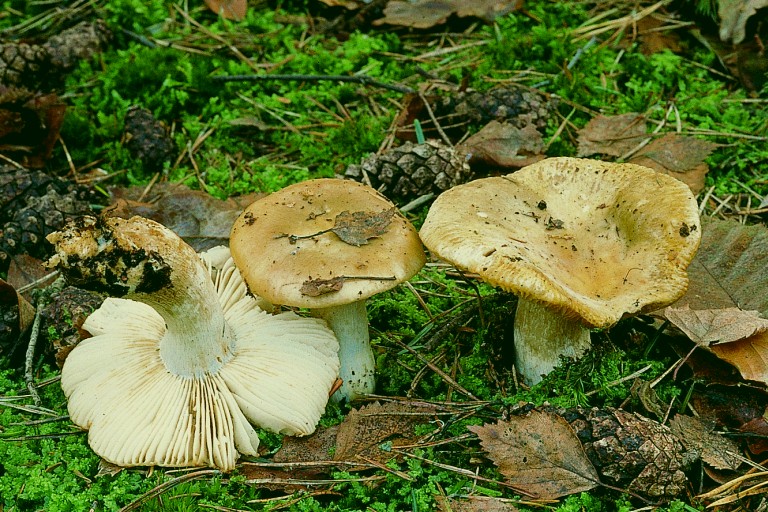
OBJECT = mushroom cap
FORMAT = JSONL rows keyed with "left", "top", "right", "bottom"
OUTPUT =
{"left": 230, "top": 179, "right": 426, "bottom": 308}
{"left": 419, "top": 157, "right": 701, "bottom": 328}
{"left": 61, "top": 245, "right": 340, "bottom": 470}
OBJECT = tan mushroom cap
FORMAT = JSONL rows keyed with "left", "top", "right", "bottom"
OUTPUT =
{"left": 419, "top": 157, "right": 701, "bottom": 327}
{"left": 230, "top": 179, "right": 426, "bottom": 308}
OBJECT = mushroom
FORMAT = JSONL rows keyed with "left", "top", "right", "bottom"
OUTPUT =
{"left": 419, "top": 157, "right": 701, "bottom": 385}
{"left": 46, "top": 215, "right": 339, "bottom": 471}
{"left": 229, "top": 178, "right": 426, "bottom": 402}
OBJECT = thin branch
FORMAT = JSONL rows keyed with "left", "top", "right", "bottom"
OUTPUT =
{"left": 24, "top": 307, "right": 43, "bottom": 407}
{"left": 211, "top": 73, "right": 416, "bottom": 94}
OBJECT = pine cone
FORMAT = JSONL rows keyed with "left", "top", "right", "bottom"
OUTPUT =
{"left": 436, "top": 85, "right": 555, "bottom": 131}
{"left": 40, "top": 285, "right": 105, "bottom": 368}
{"left": 0, "top": 43, "right": 52, "bottom": 89}
{"left": 124, "top": 105, "right": 176, "bottom": 172}
{"left": 44, "top": 20, "right": 111, "bottom": 72}
{"left": 560, "top": 407, "right": 692, "bottom": 500}
{"left": 0, "top": 166, "right": 93, "bottom": 272}
{"left": 344, "top": 140, "right": 471, "bottom": 204}
{"left": 0, "top": 20, "right": 110, "bottom": 90}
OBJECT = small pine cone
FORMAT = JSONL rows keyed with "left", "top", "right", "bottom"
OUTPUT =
{"left": 124, "top": 105, "right": 176, "bottom": 172}
{"left": 344, "top": 140, "right": 471, "bottom": 204}
{"left": 44, "top": 20, "right": 112, "bottom": 72}
{"left": 0, "top": 166, "right": 93, "bottom": 272}
{"left": 434, "top": 85, "right": 556, "bottom": 132}
{"left": 0, "top": 42, "right": 52, "bottom": 89}
{"left": 40, "top": 285, "right": 105, "bottom": 368}
{"left": 561, "top": 407, "right": 691, "bottom": 500}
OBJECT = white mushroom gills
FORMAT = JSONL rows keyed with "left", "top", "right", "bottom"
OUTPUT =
{"left": 51, "top": 217, "right": 340, "bottom": 471}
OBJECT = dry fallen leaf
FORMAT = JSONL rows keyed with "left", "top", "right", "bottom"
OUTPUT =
{"left": 675, "top": 218, "right": 768, "bottom": 316}
{"left": 718, "top": 0, "right": 768, "bottom": 43}
{"left": 374, "top": 0, "right": 521, "bottom": 28}
{"left": 668, "top": 415, "right": 742, "bottom": 471}
{"left": 665, "top": 305, "right": 768, "bottom": 347}
{"left": 331, "top": 208, "right": 396, "bottom": 246}
{"left": 108, "top": 183, "right": 259, "bottom": 251}
{"left": 629, "top": 134, "right": 718, "bottom": 194}
{"left": 458, "top": 121, "right": 544, "bottom": 168}
{"left": 300, "top": 276, "right": 346, "bottom": 297}
{"left": 469, "top": 411, "right": 599, "bottom": 499}
{"left": 576, "top": 113, "right": 647, "bottom": 157}
{"left": 435, "top": 495, "right": 521, "bottom": 512}
{"left": 0, "top": 278, "right": 35, "bottom": 354}
{"left": 708, "top": 332, "right": 768, "bottom": 384}
{"left": 334, "top": 401, "right": 436, "bottom": 463}
{"left": 204, "top": 0, "right": 247, "bottom": 20}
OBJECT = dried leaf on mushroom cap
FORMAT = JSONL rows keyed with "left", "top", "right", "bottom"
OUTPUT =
{"left": 419, "top": 157, "right": 702, "bottom": 327}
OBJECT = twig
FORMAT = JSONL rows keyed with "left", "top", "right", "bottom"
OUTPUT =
{"left": 390, "top": 337, "right": 479, "bottom": 400}
{"left": 534, "top": 36, "right": 597, "bottom": 87}
{"left": 119, "top": 469, "right": 220, "bottom": 512}
{"left": 24, "top": 307, "right": 43, "bottom": 407}
{"left": 212, "top": 73, "right": 415, "bottom": 94}
{"left": 418, "top": 92, "right": 453, "bottom": 146}
{"left": 585, "top": 364, "right": 652, "bottom": 396}
{"left": 399, "top": 193, "right": 435, "bottom": 213}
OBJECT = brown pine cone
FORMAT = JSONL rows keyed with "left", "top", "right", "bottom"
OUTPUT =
{"left": 123, "top": 105, "right": 177, "bottom": 172}
{"left": 0, "top": 20, "right": 111, "bottom": 90}
{"left": 0, "top": 43, "right": 52, "bottom": 89}
{"left": 40, "top": 285, "right": 105, "bottom": 368}
{"left": 560, "top": 407, "right": 693, "bottom": 500}
{"left": 44, "top": 20, "right": 112, "bottom": 72}
{"left": 0, "top": 166, "right": 94, "bottom": 272}
{"left": 344, "top": 140, "right": 471, "bottom": 204}
{"left": 435, "top": 85, "right": 555, "bottom": 131}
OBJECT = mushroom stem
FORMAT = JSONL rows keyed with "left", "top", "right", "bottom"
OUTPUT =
{"left": 513, "top": 298, "right": 591, "bottom": 386}
{"left": 312, "top": 300, "right": 375, "bottom": 402}
{"left": 142, "top": 251, "right": 235, "bottom": 379}
{"left": 47, "top": 216, "right": 234, "bottom": 378}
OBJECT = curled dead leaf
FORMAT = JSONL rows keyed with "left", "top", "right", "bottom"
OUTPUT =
{"left": 665, "top": 305, "right": 768, "bottom": 347}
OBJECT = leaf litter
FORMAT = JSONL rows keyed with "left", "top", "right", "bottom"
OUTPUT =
{"left": 2, "top": 0, "right": 768, "bottom": 509}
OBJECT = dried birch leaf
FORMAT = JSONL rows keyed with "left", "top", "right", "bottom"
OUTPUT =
{"left": 331, "top": 208, "right": 396, "bottom": 246}
{"left": 204, "top": 0, "right": 247, "bottom": 20}
{"left": 469, "top": 411, "right": 599, "bottom": 499}
{"left": 576, "top": 113, "right": 647, "bottom": 157}
{"left": 436, "top": 495, "right": 521, "bottom": 512}
{"left": 629, "top": 134, "right": 718, "bottom": 194}
{"left": 665, "top": 305, "right": 768, "bottom": 346}
{"left": 458, "top": 121, "right": 544, "bottom": 168}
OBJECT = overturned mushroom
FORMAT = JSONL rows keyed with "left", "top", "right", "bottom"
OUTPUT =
{"left": 230, "top": 179, "right": 426, "bottom": 402}
{"left": 420, "top": 157, "right": 701, "bottom": 385}
{"left": 47, "top": 216, "right": 339, "bottom": 471}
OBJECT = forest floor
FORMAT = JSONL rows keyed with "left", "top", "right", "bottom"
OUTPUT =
{"left": 1, "top": 0, "right": 767, "bottom": 510}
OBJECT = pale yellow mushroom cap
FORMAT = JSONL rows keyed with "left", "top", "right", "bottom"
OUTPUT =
{"left": 419, "top": 157, "right": 701, "bottom": 328}
{"left": 230, "top": 179, "right": 426, "bottom": 308}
